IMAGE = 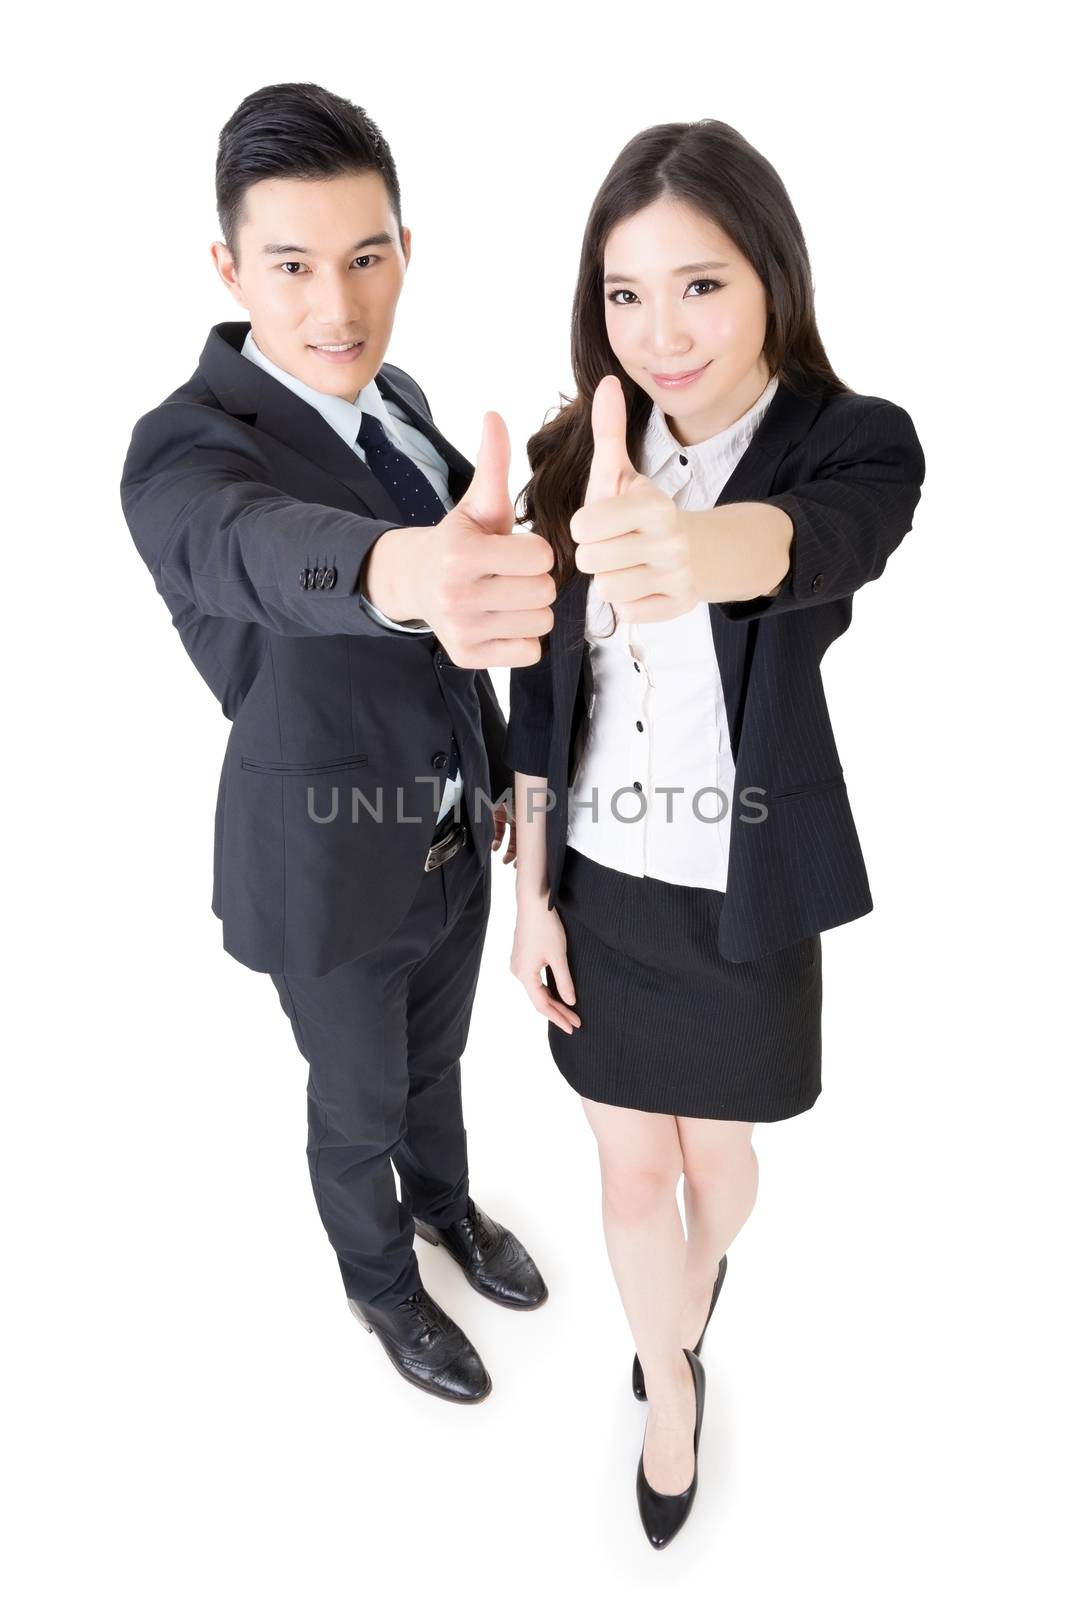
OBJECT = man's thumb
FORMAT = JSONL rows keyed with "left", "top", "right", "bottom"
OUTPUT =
{"left": 459, "top": 411, "right": 513, "bottom": 532}
{"left": 585, "top": 374, "right": 637, "bottom": 504}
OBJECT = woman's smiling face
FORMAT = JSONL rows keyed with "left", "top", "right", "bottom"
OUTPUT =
{"left": 602, "top": 196, "right": 772, "bottom": 447}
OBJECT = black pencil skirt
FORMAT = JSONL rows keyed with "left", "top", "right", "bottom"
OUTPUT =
{"left": 546, "top": 846, "right": 823, "bottom": 1122}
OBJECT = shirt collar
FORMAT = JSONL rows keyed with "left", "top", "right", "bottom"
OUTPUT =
{"left": 641, "top": 371, "right": 780, "bottom": 478}
{"left": 240, "top": 329, "right": 401, "bottom": 451}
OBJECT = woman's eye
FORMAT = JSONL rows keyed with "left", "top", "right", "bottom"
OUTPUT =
{"left": 684, "top": 278, "right": 724, "bottom": 297}
{"left": 607, "top": 289, "right": 638, "bottom": 306}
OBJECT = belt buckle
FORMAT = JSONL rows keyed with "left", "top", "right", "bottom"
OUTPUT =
{"left": 424, "top": 822, "right": 467, "bottom": 872}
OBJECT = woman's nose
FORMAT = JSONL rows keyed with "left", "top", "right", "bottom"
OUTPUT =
{"left": 647, "top": 309, "right": 692, "bottom": 358}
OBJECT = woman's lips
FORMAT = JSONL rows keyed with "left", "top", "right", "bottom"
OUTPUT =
{"left": 650, "top": 360, "right": 711, "bottom": 390}
{"left": 308, "top": 340, "right": 367, "bottom": 364}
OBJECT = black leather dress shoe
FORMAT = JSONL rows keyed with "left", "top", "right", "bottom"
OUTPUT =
{"left": 633, "top": 1254, "right": 727, "bottom": 1400}
{"left": 636, "top": 1348, "right": 707, "bottom": 1550}
{"left": 413, "top": 1197, "right": 548, "bottom": 1309}
{"left": 348, "top": 1287, "right": 492, "bottom": 1403}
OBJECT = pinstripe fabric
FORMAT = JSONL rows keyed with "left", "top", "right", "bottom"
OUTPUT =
{"left": 505, "top": 376, "right": 925, "bottom": 963}
{"left": 547, "top": 846, "right": 822, "bottom": 1120}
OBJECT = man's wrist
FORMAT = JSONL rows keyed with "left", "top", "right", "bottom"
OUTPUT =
{"left": 361, "top": 526, "right": 428, "bottom": 626}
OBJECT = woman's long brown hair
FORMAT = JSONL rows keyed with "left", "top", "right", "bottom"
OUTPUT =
{"left": 519, "top": 120, "right": 852, "bottom": 643}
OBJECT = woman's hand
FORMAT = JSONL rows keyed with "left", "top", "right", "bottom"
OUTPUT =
{"left": 571, "top": 373, "right": 792, "bottom": 613}
{"left": 570, "top": 374, "right": 699, "bottom": 624}
{"left": 511, "top": 896, "right": 582, "bottom": 1033}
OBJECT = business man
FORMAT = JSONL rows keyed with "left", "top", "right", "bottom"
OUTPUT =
{"left": 120, "top": 82, "right": 557, "bottom": 1404}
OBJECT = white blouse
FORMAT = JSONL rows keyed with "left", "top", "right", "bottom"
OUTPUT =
{"left": 567, "top": 373, "right": 779, "bottom": 890}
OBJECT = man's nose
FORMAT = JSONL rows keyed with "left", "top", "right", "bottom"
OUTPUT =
{"left": 311, "top": 277, "right": 364, "bottom": 328}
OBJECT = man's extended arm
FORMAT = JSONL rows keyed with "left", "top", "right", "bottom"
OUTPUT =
{"left": 121, "top": 402, "right": 429, "bottom": 639}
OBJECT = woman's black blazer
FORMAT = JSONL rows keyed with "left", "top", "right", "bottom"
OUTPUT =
{"left": 504, "top": 373, "right": 926, "bottom": 962}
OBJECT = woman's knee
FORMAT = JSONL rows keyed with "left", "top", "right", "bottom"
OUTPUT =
{"left": 599, "top": 1150, "right": 682, "bottom": 1221}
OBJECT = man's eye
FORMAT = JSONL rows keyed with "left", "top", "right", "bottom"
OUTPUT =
{"left": 279, "top": 256, "right": 379, "bottom": 274}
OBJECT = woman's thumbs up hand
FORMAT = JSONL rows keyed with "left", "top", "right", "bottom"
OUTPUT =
{"left": 570, "top": 374, "right": 699, "bottom": 624}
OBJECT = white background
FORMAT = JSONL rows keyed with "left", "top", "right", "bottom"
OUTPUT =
{"left": 5, "top": 3, "right": 1064, "bottom": 1594}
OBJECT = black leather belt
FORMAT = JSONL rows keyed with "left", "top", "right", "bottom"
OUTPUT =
{"left": 424, "top": 817, "right": 468, "bottom": 872}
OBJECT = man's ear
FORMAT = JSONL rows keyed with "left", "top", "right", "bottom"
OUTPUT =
{"left": 210, "top": 241, "right": 247, "bottom": 309}
{"left": 400, "top": 225, "right": 412, "bottom": 268}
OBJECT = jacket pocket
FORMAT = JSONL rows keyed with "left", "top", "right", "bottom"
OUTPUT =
{"left": 240, "top": 752, "right": 369, "bottom": 776}
{"left": 769, "top": 774, "right": 846, "bottom": 800}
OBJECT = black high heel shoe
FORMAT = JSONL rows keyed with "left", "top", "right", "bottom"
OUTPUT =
{"left": 632, "top": 1254, "right": 727, "bottom": 1401}
{"left": 636, "top": 1348, "right": 706, "bottom": 1550}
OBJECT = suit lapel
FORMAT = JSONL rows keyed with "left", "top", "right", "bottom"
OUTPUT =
{"left": 198, "top": 321, "right": 474, "bottom": 520}
{"left": 376, "top": 369, "right": 475, "bottom": 504}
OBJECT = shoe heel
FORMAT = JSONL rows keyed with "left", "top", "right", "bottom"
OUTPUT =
{"left": 347, "top": 1298, "right": 373, "bottom": 1332}
{"left": 412, "top": 1221, "right": 439, "bottom": 1245}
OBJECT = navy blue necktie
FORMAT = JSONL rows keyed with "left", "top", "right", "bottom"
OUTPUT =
{"left": 356, "top": 411, "right": 459, "bottom": 800}
{"left": 357, "top": 411, "right": 449, "bottom": 526}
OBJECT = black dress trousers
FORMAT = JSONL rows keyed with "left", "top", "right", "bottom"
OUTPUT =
{"left": 269, "top": 822, "right": 489, "bottom": 1308}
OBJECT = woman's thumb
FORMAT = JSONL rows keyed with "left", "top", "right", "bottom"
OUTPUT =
{"left": 585, "top": 374, "right": 637, "bottom": 504}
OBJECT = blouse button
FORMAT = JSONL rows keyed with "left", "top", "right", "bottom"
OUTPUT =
{"left": 679, "top": 454, "right": 688, "bottom": 467}
{"left": 636, "top": 720, "right": 644, "bottom": 731}
{"left": 633, "top": 780, "right": 643, "bottom": 792}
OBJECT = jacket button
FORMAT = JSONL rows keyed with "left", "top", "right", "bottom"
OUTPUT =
{"left": 811, "top": 573, "right": 825, "bottom": 593}
{"left": 314, "top": 567, "right": 327, "bottom": 589}
{"left": 434, "top": 649, "right": 446, "bottom": 669}
{"left": 324, "top": 567, "right": 337, "bottom": 589}
{"left": 298, "top": 567, "right": 310, "bottom": 589}
{"left": 432, "top": 750, "right": 448, "bottom": 768}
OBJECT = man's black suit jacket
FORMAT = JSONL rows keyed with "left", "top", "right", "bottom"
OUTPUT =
{"left": 505, "top": 372, "right": 926, "bottom": 962}
{"left": 120, "top": 320, "right": 511, "bottom": 977}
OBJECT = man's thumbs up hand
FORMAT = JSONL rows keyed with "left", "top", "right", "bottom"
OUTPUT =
{"left": 364, "top": 410, "right": 556, "bottom": 669}
{"left": 570, "top": 374, "right": 697, "bottom": 624}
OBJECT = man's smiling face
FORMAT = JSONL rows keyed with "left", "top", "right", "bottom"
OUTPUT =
{"left": 211, "top": 169, "right": 411, "bottom": 401}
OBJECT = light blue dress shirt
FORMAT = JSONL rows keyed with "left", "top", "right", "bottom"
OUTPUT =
{"left": 240, "top": 330, "right": 462, "bottom": 824}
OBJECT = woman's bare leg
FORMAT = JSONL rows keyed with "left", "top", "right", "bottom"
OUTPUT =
{"left": 677, "top": 1116, "right": 758, "bottom": 1347}
{"left": 581, "top": 1096, "right": 696, "bottom": 1495}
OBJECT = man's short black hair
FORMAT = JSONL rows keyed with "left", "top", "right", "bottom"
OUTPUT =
{"left": 216, "top": 82, "right": 402, "bottom": 264}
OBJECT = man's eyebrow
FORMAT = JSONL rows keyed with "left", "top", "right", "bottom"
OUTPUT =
{"left": 603, "top": 260, "right": 732, "bottom": 285}
{"left": 260, "top": 233, "right": 395, "bottom": 256}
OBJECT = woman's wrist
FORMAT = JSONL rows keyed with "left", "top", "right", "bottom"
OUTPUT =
{"left": 516, "top": 865, "right": 551, "bottom": 906}
{"left": 686, "top": 502, "right": 793, "bottom": 603}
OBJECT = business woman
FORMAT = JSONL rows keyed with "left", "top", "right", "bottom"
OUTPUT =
{"left": 506, "top": 120, "right": 925, "bottom": 1549}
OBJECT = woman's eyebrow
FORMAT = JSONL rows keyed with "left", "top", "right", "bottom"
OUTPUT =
{"left": 672, "top": 259, "right": 731, "bottom": 274}
{"left": 603, "top": 259, "right": 732, "bottom": 285}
